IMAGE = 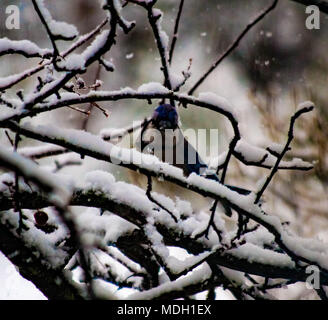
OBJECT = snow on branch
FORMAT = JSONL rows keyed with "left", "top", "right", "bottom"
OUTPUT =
{"left": 0, "top": 38, "right": 52, "bottom": 59}
{"left": 0, "top": 17, "right": 108, "bottom": 91}
{"left": 0, "top": 219, "right": 83, "bottom": 300}
{"left": 127, "top": 0, "right": 173, "bottom": 91}
{"left": 1, "top": 172, "right": 327, "bottom": 296}
{"left": 233, "top": 139, "right": 314, "bottom": 171}
{"left": 33, "top": 0, "right": 79, "bottom": 42}
{"left": 0, "top": 148, "right": 72, "bottom": 207}
{"left": 2, "top": 119, "right": 327, "bottom": 277}
{"left": 11, "top": 86, "right": 311, "bottom": 171}
{"left": 1, "top": 0, "right": 131, "bottom": 113}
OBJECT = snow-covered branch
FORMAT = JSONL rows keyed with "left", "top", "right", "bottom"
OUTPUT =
{"left": 126, "top": 0, "right": 173, "bottom": 90}
{"left": 2, "top": 119, "right": 326, "bottom": 277}
{"left": 0, "top": 38, "right": 52, "bottom": 59}
{"left": 0, "top": 220, "right": 83, "bottom": 300}
{"left": 1, "top": 179, "right": 327, "bottom": 293}
{"left": 0, "top": 17, "right": 108, "bottom": 91}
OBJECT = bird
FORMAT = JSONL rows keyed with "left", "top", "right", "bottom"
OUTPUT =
{"left": 129, "top": 103, "right": 252, "bottom": 222}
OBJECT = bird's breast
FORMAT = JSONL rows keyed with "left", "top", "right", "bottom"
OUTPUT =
{"left": 137, "top": 127, "right": 182, "bottom": 163}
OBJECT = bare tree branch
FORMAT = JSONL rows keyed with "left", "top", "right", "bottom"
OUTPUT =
{"left": 168, "top": 0, "right": 185, "bottom": 65}
{"left": 1, "top": 187, "right": 327, "bottom": 287}
{"left": 188, "top": 0, "right": 278, "bottom": 96}
{"left": 255, "top": 104, "right": 314, "bottom": 204}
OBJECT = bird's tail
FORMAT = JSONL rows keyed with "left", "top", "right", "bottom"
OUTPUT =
{"left": 225, "top": 185, "right": 252, "bottom": 196}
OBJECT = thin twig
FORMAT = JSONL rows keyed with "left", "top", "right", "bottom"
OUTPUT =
{"left": 255, "top": 104, "right": 314, "bottom": 204}
{"left": 146, "top": 175, "right": 178, "bottom": 223}
{"left": 0, "top": 18, "right": 109, "bottom": 91}
{"left": 21, "top": 3, "right": 123, "bottom": 111}
{"left": 188, "top": 0, "right": 278, "bottom": 95}
{"left": 81, "top": 64, "right": 102, "bottom": 131}
{"left": 128, "top": 0, "right": 173, "bottom": 92}
{"left": 53, "top": 160, "right": 82, "bottom": 173}
{"left": 168, "top": 0, "right": 185, "bottom": 65}
{"left": 147, "top": 9, "right": 172, "bottom": 90}
{"left": 31, "top": 0, "right": 61, "bottom": 64}
{"left": 4, "top": 130, "right": 14, "bottom": 146}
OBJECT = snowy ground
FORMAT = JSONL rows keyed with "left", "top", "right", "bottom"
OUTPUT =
{"left": 0, "top": 251, "right": 46, "bottom": 300}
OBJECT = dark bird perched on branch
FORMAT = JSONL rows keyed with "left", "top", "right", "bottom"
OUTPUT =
{"left": 130, "top": 104, "right": 253, "bottom": 223}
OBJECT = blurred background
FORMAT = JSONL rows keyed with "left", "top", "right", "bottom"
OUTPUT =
{"left": 0, "top": 0, "right": 328, "bottom": 299}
